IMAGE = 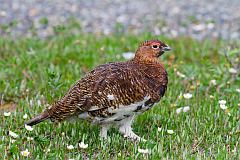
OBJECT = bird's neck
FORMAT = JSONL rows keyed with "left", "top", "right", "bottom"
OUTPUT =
{"left": 133, "top": 54, "right": 161, "bottom": 64}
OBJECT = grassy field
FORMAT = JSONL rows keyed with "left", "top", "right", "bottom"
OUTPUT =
{"left": 0, "top": 31, "right": 239, "bottom": 159}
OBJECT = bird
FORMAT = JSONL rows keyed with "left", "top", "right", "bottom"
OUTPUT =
{"left": 25, "top": 40, "right": 171, "bottom": 141}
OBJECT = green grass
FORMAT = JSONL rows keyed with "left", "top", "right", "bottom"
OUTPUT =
{"left": 0, "top": 32, "right": 239, "bottom": 159}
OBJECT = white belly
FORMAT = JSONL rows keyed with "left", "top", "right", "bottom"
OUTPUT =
{"left": 78, "top": 96, "right": 154, "bottom": 124}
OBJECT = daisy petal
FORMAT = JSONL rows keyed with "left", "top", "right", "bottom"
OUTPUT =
{"left": 4, "top": 112, "right": 11, "bottom": 117}
{"left": 219, "top": 104, "right": 228, "bottom": 110}
{"left": 67, "top": 145, "right": 74, "bottom": 150}
{"left": 9, "top": 131, "right": 19, "bottom": 138}
{"left": 183, "top": 93, "right": 192, "bottom": 99}
{"left": 183, "top": 106, "right": 190, "bottom": 112}
{"left": 25, "top": 124, "right": 34, "bottom": 131}
{"left": 23, "top": 114, "right": 28, "bottom": 119}
{"left": 219, "top": 100, "right": 226, "bottom": 105}
{"left": 167, "top": 130, "right": 174, "bottom": 134}
{"left": 21, "top": 149, "right": 30, "bottom": 157}
{"left": 79, "top": 142, "right": 88, "bottom": 149}
{"left": 176, "top": 107, "right": 183, "bottom": 114}
{"left": 138, "top": 148, "right": 150, "bottom": 154}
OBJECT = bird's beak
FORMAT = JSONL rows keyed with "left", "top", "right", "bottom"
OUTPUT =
{"left": 161, "top": 46, "right": 171, "bottom": 52}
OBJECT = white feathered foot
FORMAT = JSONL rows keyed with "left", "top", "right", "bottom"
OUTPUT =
{"left": 99, "top": 116, "right": 146, "bottom": 142}
{"left": 99, "top": 124, "right": 110, "bottom": 139}
{"left": 118, "top": 116, "right": 146, "bottom": 142}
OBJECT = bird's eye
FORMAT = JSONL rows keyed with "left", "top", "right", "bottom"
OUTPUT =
{"left": 152, "top": 45, "right": 159, "bottom": 49}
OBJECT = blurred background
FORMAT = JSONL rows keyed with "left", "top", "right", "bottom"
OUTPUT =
{"left": 0, "top": 0, "right": 240, "bottom": 40}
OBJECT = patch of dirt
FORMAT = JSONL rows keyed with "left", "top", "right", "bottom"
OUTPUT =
{"left": 0, "top": 102, "right": 17, "bottom": 113}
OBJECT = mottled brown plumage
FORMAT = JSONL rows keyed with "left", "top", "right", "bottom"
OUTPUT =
{"left": 25, "top": 40, "right": 171, "bottom": 141}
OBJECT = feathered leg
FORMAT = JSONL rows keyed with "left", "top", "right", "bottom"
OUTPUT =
{"left": 100, "top": 124, "right": 110, "bottom": 139}
{"left": 118, "top": 116, "right": 146, "bottom": 142}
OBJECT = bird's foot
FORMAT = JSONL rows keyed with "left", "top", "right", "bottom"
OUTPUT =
{"left": 119, "top": 125, "right": 146, "bottom": 142}
{"left": 99, "top": 124, "right": 110, "bottom": 139}
{"left": 123, "top": 132, "right": 147, "bottom": 142}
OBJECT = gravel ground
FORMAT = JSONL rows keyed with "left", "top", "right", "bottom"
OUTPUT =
{"left": 0, "top": 0, "right": 240, "bottom": 40}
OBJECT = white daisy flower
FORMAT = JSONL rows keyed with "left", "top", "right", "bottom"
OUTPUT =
{"left": 178, "top": 93, "right": 183, "bottom": 99}
{"left": 23, "top": 114, "right": 28, "bottom": 119}
{"left": 183, "top": 106, "right": 190, "bottom": 112}
{"left": 176, "top": 107, "right": 183, "bottom": 114}
{"left": 138, "top": 148, "right": 150, "bottom": 154}
{"left": 220, "top": 104, "right": 228, "bottom": 110}
{"left": 78, "top": 142, "right": 88, "bottom": 149}
{"left": 27, "top": 137, "right": 34, "bottom": 141}
{"left": 236, "top": 89, "right": 240, "bottom": 93}
{"left": 4, "top": 112, "right": 11, "bottom": 117}
{"left": 183, "top": 93, "right": 193, "bottom": 99}
{"left": 210, "top": 79, "right": 217, "bottom": 86}
{"left": 21, "top": 149, "right": 30, "bottom": 157}
{"left": 219, "top": 100, "right": 226, "bottom": 105}
{"left": 10, "top": 139, "right": 16, "bottom": 143}
{"left": 67, "top": 145, "right": 74, "bottom": 150}
{"left": 176, "top": 106, "right": 190, "bottom": 114}
{"left": 157, "top": 127, "right": 162, "bottom": 132}
{"left": 9, "top": 131, "right": 19, "bottom": 138}
{"left": 167, "top": 130, "right": 174, "bottom": 134}
{"left": 25, "top": 124, "right": 33, "bottom": 131}
{"left": 176, "top": 71, "right": 186, "bottom": 78}
{"left": 229, "top": 68, "right": 237, "bottom": 74}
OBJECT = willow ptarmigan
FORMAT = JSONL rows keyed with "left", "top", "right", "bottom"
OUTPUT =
{"left": 25, "top": 40, "right": 171, "bottom": 141}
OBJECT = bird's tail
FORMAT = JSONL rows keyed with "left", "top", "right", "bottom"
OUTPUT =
{"left": 25, "top": 110, "right": 50, "bottom": 126}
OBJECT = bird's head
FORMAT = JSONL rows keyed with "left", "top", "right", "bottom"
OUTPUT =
{"left": 134, "top": 40, "right": 171, "bottom": 62}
